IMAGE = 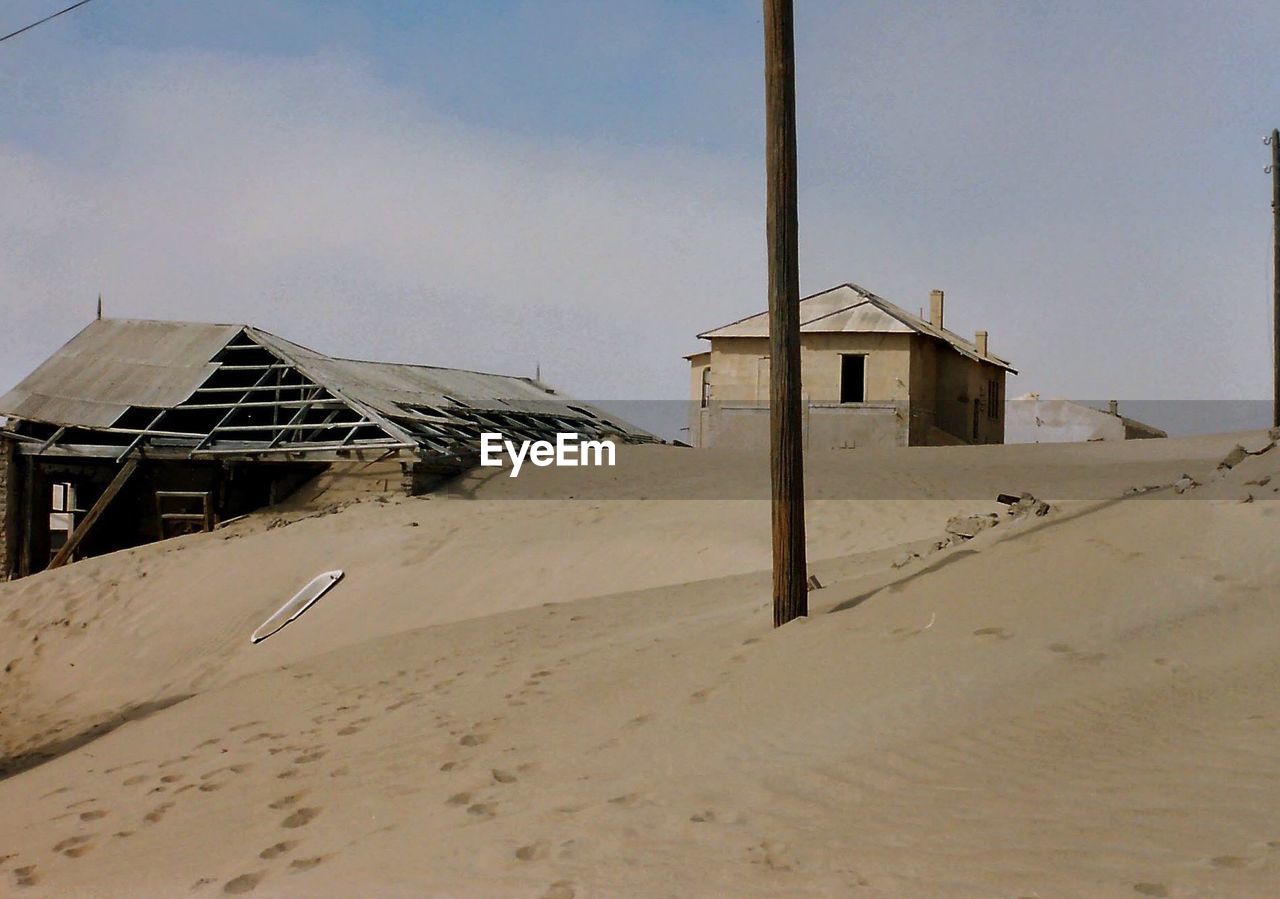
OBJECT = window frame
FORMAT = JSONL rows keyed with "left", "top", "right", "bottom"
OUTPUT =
{"left": 839, "top": 353, "right": 867, "bottom": 404}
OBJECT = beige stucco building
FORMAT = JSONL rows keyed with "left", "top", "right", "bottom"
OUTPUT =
{"left": 686, "top": 283, "right": 1016, "bottom": 449}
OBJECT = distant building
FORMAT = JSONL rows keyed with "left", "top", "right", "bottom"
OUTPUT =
{"left": 0, "top": 318, "right": 654, "bottom": 579}
{"left": 1005, "top": 395, "right": 1167, "bottom": 444}
{"left": 685, "top": 283, "right": 1016, "bottom": 449}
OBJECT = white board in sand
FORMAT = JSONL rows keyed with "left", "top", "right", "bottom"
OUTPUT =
{"left": 251, "top": 570, "right": 344, "bottom": 644}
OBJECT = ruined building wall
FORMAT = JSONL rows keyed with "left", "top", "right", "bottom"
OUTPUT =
{"left": 0, "top": 436, "right": 16, "bottom": 580}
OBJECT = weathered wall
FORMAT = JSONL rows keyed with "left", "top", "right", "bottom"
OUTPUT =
{"left": 691, "top": 333, "right": 1002, "bottom": 450}
{"left": 704, "top": 333, "right": 912, "bottom": 404}
{"left": 909, "top": 340, "right": 1005, "bottom": 446}
{"left": 686, "top": 352, "right": 711, "bottom": 446}
{"left": 694, "top": 401, "right": 908, "bottom": 451}
{"left": 797, "top": 333, "right": 912, "bottom": 403}
{"left": 0, "top": 436, "right": 16, "bottom": 580}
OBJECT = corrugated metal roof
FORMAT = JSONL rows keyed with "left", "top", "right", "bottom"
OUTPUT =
{"left": 0, "top": 318, "right": 651, "bottom": 442}
{"left": 0, "top": 319, "right": 242, "bottom": 427}
{"left": 251, "top": 329, "right": 578, "bottom": 419}
{"left": 697, "top": 283, "right": 1017, "bottom": 373}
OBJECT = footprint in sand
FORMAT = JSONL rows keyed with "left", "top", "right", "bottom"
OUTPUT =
{"left": 491, "top": 769, "right": 518, "bottom": 784}
{"left": 466, "top": 802, "right": 497, "bottom": 817}
{"left": 281, "top": 807, "right": 321, "bottom": 829}
{"left": 202, "top": 764, "right": 251, "bottom": 781}
{"left": 515, "top": 840, "right": 550, "bottom": 861}
{"left": 748, "top": 840, "right": 797, "bottom": 871}
{"left": 294, "top": 751, "right": 327, "bottom": 765}
{"left": 258, "top": 841, "right": 298, "bottom": 860}
{"left": 459, "top": 734, "right": 488, "bottom": 747}
{"left": 972, "top": 627, "right": 1011, "bottom": 639}
{"left": 540, "top": 882, "right": 575, "bottom": 899}
{"left": 53, "top": 835, "right": 93, "bottom": 856}
{"left": 222, "top": 871, "right": 264, "bottom": 894}
{"left": 269, "top": 793, "right": 306, "bottom": 810}
{"left": 144, "top": 802, "right": 174, "bottom": 824}
{"left": 13, "top": 865, "right": 38, "bottom": 887}
{"left": 1133, "top": 884, "right": 1169, "bottom": 897}
{"left": 1048, "top": 643, "right": 1108, "bottom": 664}
{"left": 689, "top": 688, "right": 713, "bottom": 703}
{"left": 123, "top": 775, "right": 149, "bottom": 786}
{"left": 1209, "top": 855, "right": 1249, "bottom": 869}
{"left": 288, "top": 856, "right": 325, "bottom": 872}
{"left": 79, "top": 809, "right": 107, "bottom": 821}
{"left": 336, "top": 725, "right": 361, "bottom": 736}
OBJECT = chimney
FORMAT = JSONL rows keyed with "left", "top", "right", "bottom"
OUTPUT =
{"left": 1108, "top": 399, "right": 1119, "bottom": 416}
{"left": 929, "top": 290, "right": 944, "bottom": 329}
{"left": 975, "top": 330, "right": 988, "bottom": 357}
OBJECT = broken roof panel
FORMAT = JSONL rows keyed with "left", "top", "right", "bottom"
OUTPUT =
{"left": 0, "top": 320, "right": 242, "bottom": 428}
{"left": 250, "top": 329, "right": 580, "bottom": 419}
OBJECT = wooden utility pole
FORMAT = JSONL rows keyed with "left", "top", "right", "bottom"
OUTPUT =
{"left": 1271, "top": 129, "right": 1280, "bottom": 428}
{"left": 763, "top": 0, "right": 807, "bottom": 626}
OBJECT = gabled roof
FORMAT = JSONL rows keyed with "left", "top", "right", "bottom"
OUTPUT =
{"left": 0, "top": 318, "right": 654, "bottom": 461}
{"left": 697, "top": 283, "right": 1016, "bottom": 373}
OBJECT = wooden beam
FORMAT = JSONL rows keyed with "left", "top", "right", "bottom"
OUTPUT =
{"left": 764, "top": 0, "right": 808, "bottom": 626}
{"left": 46, "top": 456, "right": 139, "bottom": 570}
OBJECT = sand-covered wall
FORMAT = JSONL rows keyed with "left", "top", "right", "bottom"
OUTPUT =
{"left": 0, "top": 436, "right": 16, "bottom": 580}
{"left": 910, "top": 339, "right": 1005, "bottom": 445}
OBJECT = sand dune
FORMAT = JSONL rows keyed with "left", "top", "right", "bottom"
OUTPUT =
{"left": 1, "top": 432, "right": 1277, "bottom": 897}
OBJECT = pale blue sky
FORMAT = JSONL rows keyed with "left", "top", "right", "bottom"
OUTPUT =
{"left": 2, "top": 1, "right": 1278, "bottom": 408}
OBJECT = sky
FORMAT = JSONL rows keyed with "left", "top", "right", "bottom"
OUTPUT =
{"left": 1, "top": 0, "right": 1278, "bottom": 413}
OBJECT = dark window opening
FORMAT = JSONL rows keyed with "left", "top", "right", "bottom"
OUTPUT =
{"left": 700, "top": 368, "right": 712, "bottom": 408}
{"left": 987, "top": 378, "right": 1001, "bottom": 419}
{"left": 840, "top": 354, "right": 866, "bottom": 404}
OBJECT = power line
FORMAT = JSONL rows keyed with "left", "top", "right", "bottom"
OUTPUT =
{"left": 0, "top": 0, "right": 97, "bottom": 45}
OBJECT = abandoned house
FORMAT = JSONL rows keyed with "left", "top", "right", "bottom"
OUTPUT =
{"left": 1005, "top": 395, "right": 1167, "bottom": 443}
{"left": 685, "top": 283, "right": 1017, "bottom": 449}
{"left": 0, "top": 318, "right": 654, "bottom": 579}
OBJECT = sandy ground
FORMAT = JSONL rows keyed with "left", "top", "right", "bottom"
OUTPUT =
{"left": 0, "top": 432, "right": 1277, "bottom": 897}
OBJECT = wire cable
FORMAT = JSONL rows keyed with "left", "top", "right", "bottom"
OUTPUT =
{"left": 0, "top": 0, "right": 97, "bottom": 45}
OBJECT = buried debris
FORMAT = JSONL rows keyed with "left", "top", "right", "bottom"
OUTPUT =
{"left": 997, "top": 492, "right": 1051, "bottom": 518}
{"left": 251, "top": 570, "right": 345, "bottom": 644}
{"left": 806, "top": 574, "right": 824, "bottom": 592}
{"left": 1217, "top": 444, "right": 1248, "bottom": 471}
{"left": 944, "top": 513, "right": 1000, "bottom": 540}
{"left": 942, "top": 493, "right": 1053, "bottom": 547}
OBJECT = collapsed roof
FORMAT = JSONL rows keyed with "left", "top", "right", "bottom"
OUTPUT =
{"left": 0, "top": 319, "right": 655, "bottom": 462}
{"left": 697, "top": 283, "right": 1017, "bottom": 373}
